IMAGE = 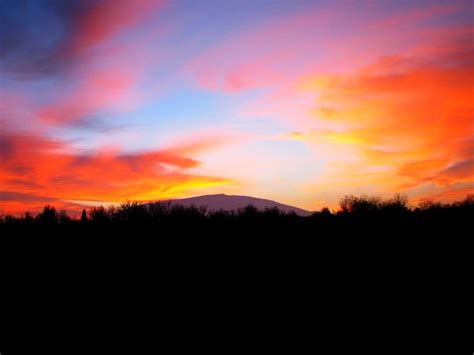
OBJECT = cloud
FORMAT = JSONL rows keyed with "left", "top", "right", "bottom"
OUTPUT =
{"left": 0, "top": 131, "right": 233, "bottom": 215}
{"left": 185, "top": 5, "right": 335, "bottom": 92}
{"left": 68, "top": 0, "right": 163, "bottom": 54}
{"left": 181, "top": 1, "right": 473, "bottom": 208}
{"left": 1, "top": 0, "right": 165, "bottom": 127}
{"left": 36, "top": 65, "right": 141, "bottom": 125}
{"left": 370, "top": 3, "right": 459, "bottom": 29}
{"left": 186, "top": 1, "right": 470, "bottom": 93}
{"left": 296, "top": 26, "right": 474, "bottom": 203}
{"left": 436, "top": 159, "right": 474, "bottom": 182}
{"left": 0, "top": 191, "right": 57, "bottom": 203}
{"left": 0, "top": 191, "right": 87, "bottom": 216}
{"left": 2, "top": 0, "right": 472, "bottom": 213}
{"left": 0, "top": 0, "right": 163, "bottom": 78}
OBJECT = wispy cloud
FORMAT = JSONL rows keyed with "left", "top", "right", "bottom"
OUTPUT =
{"left": 1, "top": 0, "right": 472, "bottom": 213}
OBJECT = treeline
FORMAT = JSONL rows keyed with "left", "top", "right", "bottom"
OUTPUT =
{"left": 1, "top": 194, "right": 472, "bottom": 233}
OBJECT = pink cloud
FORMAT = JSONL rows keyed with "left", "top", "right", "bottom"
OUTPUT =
{"left": 69, "top": 0, "right": 165, "bottom": 54}
{"left": 32, "top": 1, "right": 166, "bottom": 126}
{"left": 370, "top": 4, "right": 460, "bottom": 29}
{"left": 37, "top": 65, "right": 141, "bottom": 124}
{"left": 185, "top": 6, "right": 335, "bottom": 92}
{"left": 186, "top": 2, "right": 470, "bottom": 94}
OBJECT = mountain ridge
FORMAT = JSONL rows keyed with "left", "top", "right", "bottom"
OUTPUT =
{"left": 145, "top": 194, "right": 312, "bottom": 216}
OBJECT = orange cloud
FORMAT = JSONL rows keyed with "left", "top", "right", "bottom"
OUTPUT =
{"left": 0, "top": 131, "right": 233, "bottom": 215}
{"left": 299, "top": 30, "right": 474, "bottom": 203}
{"left": 182, "top": 2, "right": 473, "bottom": 209}
{"left": 0, "top": 192, "right": 88, "bottom": 217}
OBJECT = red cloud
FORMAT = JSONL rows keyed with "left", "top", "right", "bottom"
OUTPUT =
{"left": 0, "top": 131, "right": 232, "bottom": 215}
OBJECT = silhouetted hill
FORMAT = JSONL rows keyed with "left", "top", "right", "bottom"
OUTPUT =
{"left": 2, "top": 194, "right": 472, "bottom": 237}
{"left": 146, "top": 194, "right": 313, "bottom": 216}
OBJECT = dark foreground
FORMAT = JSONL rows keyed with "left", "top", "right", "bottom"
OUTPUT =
{"left": 1, "top": 196, "right": 471, "bottom": 355}
{"left": 1, "top": 194, "right": 472, "bottom": 236}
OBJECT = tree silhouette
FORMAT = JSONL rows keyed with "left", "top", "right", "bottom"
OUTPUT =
{"left": 80, "top": 209, "right": 88, "bottom": 223}
{"left": 37, "top": 205, "right": 58, "bottom": 225}
{"left": 59, "top": 210, "right": 71, "bottom": 224}
{"left": 1, "top": 194, "right": 472, "bottom": 234}
{"left": 89, "top": 206, "right": 109, "bottom": 224}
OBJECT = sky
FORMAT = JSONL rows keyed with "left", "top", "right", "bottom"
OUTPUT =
{"left": 1, "top": 0, "right": 473, "bottom": 215}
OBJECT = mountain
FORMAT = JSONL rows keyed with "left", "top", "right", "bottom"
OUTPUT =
{"left": 147, "top": 194, "right": 312, "bottom": 216}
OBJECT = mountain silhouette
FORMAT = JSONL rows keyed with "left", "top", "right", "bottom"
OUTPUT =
{"left": 147, "top": 194, "right": 312, "bottom": 216}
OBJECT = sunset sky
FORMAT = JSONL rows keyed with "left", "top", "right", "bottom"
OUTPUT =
{"left": 1, "top": 0, "right": 473, "bottom": 214}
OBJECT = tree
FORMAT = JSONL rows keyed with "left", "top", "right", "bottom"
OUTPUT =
{"left": 339, "top": 195, "right": 381, "bottom": 215}
{"left": 89, "top": 206, "right": 109, "bottom": 224}
{"left": 59, "top": 210, "right": 71, "bottom": 224}
{"left": 80, "top": 209, "right": 88, "bottom": 223}
{"left": 37, "top": 205, "right": 58, "bottom": 225}
{"left": 24, "top": 212, "right": 34, "bottom": 224}
{"left": 381, "top": 194, "right": 409, "bottom": 215}
{"left": 320, "top": 207, "right": 332, "bottom": 217}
